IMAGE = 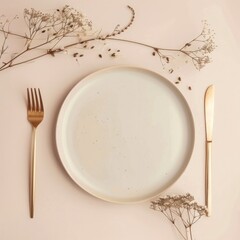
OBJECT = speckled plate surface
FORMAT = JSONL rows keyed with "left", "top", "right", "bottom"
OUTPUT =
{"left": 56, "top": 66, "right": 195, "bottom": 203}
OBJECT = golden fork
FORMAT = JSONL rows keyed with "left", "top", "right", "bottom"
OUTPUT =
{"left": 27, "top": 88, "right": 44, "bottom": 218}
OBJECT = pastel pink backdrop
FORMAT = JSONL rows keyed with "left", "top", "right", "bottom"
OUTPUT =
{"left": 0, "top": 0, "right": 239, "bottom": 239}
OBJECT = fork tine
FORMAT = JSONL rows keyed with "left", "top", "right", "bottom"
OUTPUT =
{"left": 30, "top": 88, "right": 35, "bottom": 111}
{"left": 38, "top": 88, "right": 44, "bottom": 112}
{"left": 27, "top": 88, "right": 31, "bottom": 111}
{"left": 34, "top": 88, "right": 39, "bottom": 112}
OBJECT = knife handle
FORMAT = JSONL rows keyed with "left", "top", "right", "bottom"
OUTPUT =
{"left": 205, "top": 140, "right": 212, "bottom": 216}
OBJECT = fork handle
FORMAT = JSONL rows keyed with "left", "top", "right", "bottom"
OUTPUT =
{"left": 205, "top": 140, "right": 212, "bottom": 217}
{"left": 30, "top": 127, "right": 37, "bottom": 218}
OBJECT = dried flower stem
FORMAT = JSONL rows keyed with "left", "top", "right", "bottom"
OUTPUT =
{"left": 151, "top": 194, "right": 208, "bottom": 240}
{"left": 0, "top": 6, "right": 216, "bottom": 72}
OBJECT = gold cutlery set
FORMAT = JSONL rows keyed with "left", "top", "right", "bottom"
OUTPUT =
{"left": 25, "top": 85, "right": 214, "bottom": 218}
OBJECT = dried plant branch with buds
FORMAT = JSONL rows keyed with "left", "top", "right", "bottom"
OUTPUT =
{"left": 151, "top": 194, "right": 208, "bottom": 240}
{"left": 0, "top": 5, "right": 216, "bottom": 73}
{"left": 0, "top": 5, "right": 92, "bottom": 71}
{"left": 178, "top": 21, "right": 216, "bottom": 70}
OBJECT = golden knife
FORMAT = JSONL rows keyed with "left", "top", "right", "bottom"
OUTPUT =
{"left": 204, "top": 85, "right": 215, "bottom": 216}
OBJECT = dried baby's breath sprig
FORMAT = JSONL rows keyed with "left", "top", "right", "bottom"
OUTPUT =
{"left": 0, "top": 15, "right": 19, "bottom": 59}
{"left": 103, "top": 20, "right": 216, "bottom": 70}
{"left": 0, "top": 6, "right": 216, "bottom": 73}
{"left": 0, "top": 19, "right": 9, "bottom": 59}
{"left": 179, "top": 21, "right": 216, "bottom": 70}
{"left": 0, "top": 5, "right": 92, "bottom": 71}
{"left": 151, "top": 193, "right": 207, "bottom": 240}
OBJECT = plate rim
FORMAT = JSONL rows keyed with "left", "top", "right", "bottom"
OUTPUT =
{"left": 55, "top": 65, "right": 195, "bottom": 203}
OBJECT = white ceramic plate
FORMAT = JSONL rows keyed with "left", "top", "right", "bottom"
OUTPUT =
{"left": 56, "top": 66, "right": 194, "bottom": 203}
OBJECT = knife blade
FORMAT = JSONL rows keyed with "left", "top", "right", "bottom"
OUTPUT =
{"left": 204, "top": 85, "right": 215, "bottom": 216}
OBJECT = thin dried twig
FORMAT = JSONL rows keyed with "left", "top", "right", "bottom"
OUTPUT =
{"left": 0, "top": 6, "right": 216, "bottom": 72}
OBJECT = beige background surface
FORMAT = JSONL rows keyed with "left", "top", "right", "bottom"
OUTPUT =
{"left": 0, "top": 0, "right": 239, "bottom": 239}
